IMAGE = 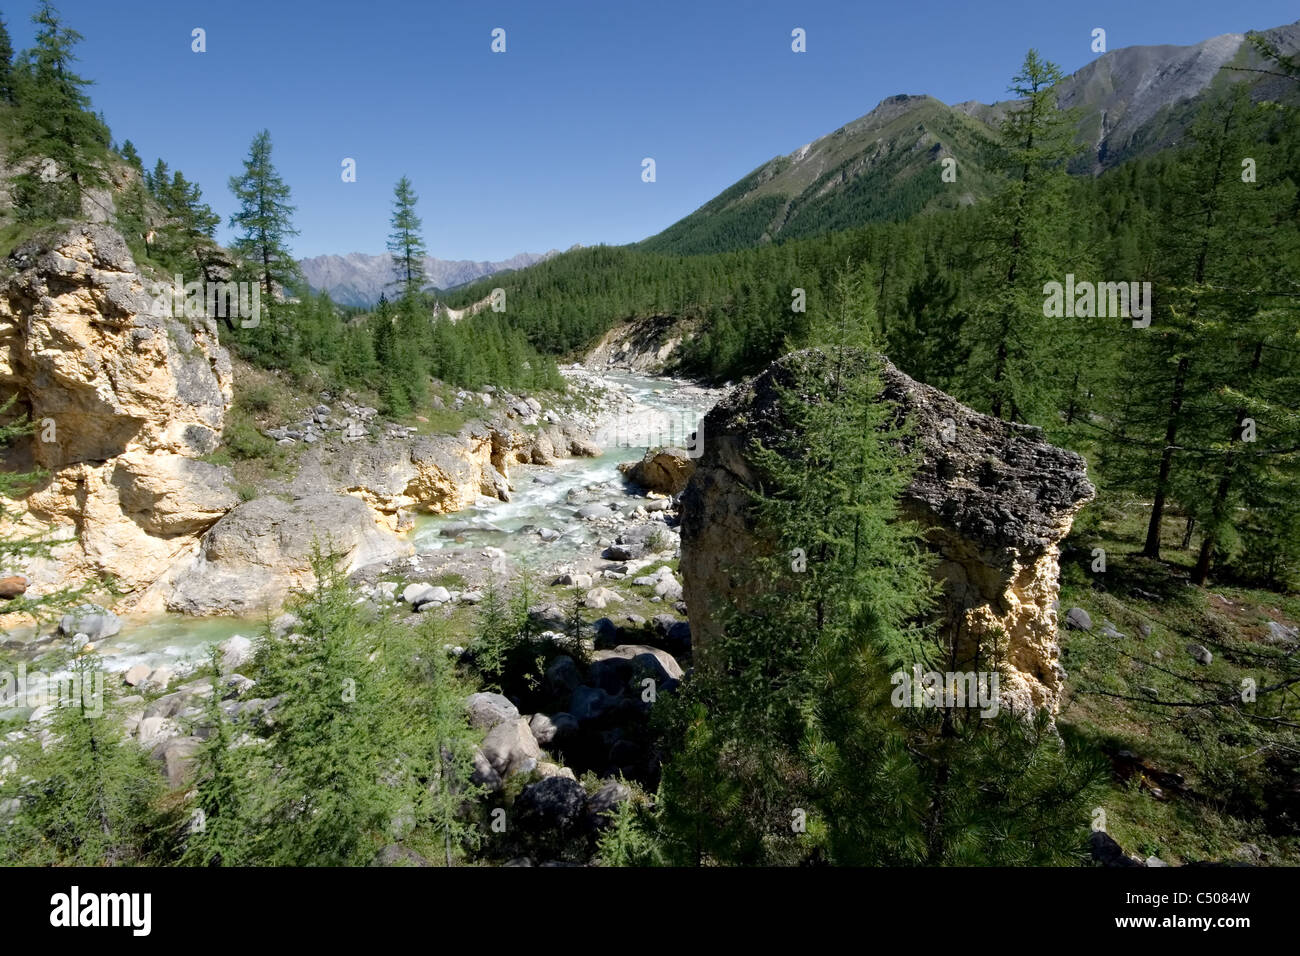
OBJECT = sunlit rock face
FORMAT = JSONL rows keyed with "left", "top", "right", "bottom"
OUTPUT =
{"left": 0, "top": 225, "right": 235, "bottom": 602}
{"left": 680, "top": 348, "right": 1094, "bottom": 715}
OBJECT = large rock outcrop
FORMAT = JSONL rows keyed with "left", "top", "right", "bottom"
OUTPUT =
{"left": 290, "top": 423, "right": 600, "bottom": 531}
{"left": 0, "top": 225, "right": 235, "bottom": 600}
{"left": 584, "top": 314, "right": 690, "bottom": 373}
{"left": 162, "top": 493, "right": 413, "bottom": 615}
{"left": 680, "top": 349, "right": 1094, "bottom": 714}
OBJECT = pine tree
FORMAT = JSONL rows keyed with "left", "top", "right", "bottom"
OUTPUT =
{"left": 118, "top": 139, "right": 142, "bottom": 172}
{"left": 181, "top": 648, "right": 261, "bottom": 866}
{"left": 157, "top": 169, "right": 222, "bottom": 280}
{"left": 596, "top": 791, "right": 663, "bottom": 866}
{"left": 470, "top": 578, "right": 515, "bottom": 684}
{"left": 146, "top": 157, "right": 169, "bottom": 197}
{"left": 0, "top": 654, "right": 165, "bottom": 865}
{"left": 382, "top": 614, "right": 484, "bottom": 865}
{"left": 228, "top": 129, "right": 301, "bottom": 359}
{"left": 0, "top": 13, "right": 15, "bottom": 104}
{"left": 387, "top": 176, "right": 427, "bottom": 300}
{"left": 658, "top": 267, "right": 936, "bottom": 864}
{"left": 1101, "top": 86, "right": 1287, "bottom": 566}
{"left": 250, "top": 548, "right": 410, "bottom": 866}
{"left": 960, "top": 50, "right": 1079, "bottom": 423}
{"left": 8, "top": 1, "right": 109, "bottom": 221}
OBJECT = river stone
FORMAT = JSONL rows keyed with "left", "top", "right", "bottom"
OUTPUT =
{"left": 583, "top": 587, "right": 624, "bottom": 610}
{"left": 58, "top": 605, "right": 122, "bottom": 641}
{"left": 481, "top": 717, "right": 541, "bottom": 777}
{"left": 218, "top": 635, "right": 253, "bottom": 675}
{"left": 151, "top": 735, "right": 202, "bottom": 788}
{"left": 123, "top": 664, "right": 151, "bottom": 687}
{"left": 466, "top": 692, "right": 519, "bottom": 730}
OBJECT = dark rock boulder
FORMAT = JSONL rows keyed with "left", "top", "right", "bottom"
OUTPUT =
{"left": 680, "top": 349, "right": 1094, "bottom": 714}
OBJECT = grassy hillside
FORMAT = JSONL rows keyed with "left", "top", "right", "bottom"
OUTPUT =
{"left": 639, "top": 95, "right": 1001, "bottom": 255}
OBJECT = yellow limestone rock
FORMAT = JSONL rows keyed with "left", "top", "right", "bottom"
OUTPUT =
{"left": 0, "top": 225, "right": 235, "bottom": 605}
{"left": 679, "top": 349, "right": 1094, "bottom": 716}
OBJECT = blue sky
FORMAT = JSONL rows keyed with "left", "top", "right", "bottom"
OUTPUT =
{"left": 12, "top": 0, "right": 1299, "bottom": 260}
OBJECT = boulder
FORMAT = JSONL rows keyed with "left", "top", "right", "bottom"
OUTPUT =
{"left": 620, "top": 447, "right": 696, "bottom": 496}
{"left": 58, "top": 605, "right": 122, "bottom": 641}
{"left": 1089, "top": 830, "right": 1142, "bottom": 867}
{"left": 151, "top": 735, "right": 202, "bottom": 788}
{"left": 402, "top": 583, "right": 433, "bottom": 605}
{"left": 514, "top": 777, "right": 589, "bottom": 834}
{"left": 570, "top": 685, "right": 619, "bottom": 723}
{"left": 550, "top": 712, "right": 579, "bottom": 737}
{"left": 654, "top": 575, "right": 684, "bottom": 601}
{"left": 123, "top": 664, "right": 152, "bottom": 687}
{"left": 481, "top": 717, "right": 542, "bottom": 778}
{"left": 583, "top": 587, "right": 624, "bottom": 610}
{"left": 545, "top": 656, "right": 583, "bottom": 695}
{"left": 470, "top": 747, "right": 502, "bottom": 791}
{"left": 465, "top": 692, "right": 520, "bottom": 730}
{"left": 589, "top": 644, "right": 683, "bottom": 694}
{"left": 1266, "top": 621, "right": 1298, "bottom": 646}
{"left": 165, "top": 494, "right": 413, "bottom": 615}
{"left": 1065, "top": 608, "right": 1093, "bottom": 632}
{"left": 680, "top": 349, "right": 1095, "bottom": 715}
{"left": 370, "top": 845, "right": 430, "bottom": 867}
{"left": 534, "top": 762, "right": 576, "bottom": 780}
{"left": 415, "top": 586, "right": 452, "bottom": 607}
{"left": 587, "top": 781, "right": 632, "bottom": 827}
{"left": 529, "top": 713, "right": 562, "bottom": 745}
{"left": 218, "top": 635, "right": 254, "bottom": 675}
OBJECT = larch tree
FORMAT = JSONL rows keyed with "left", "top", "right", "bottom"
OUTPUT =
{"left": 960, "top": 49, "right": 1078, "bottom": 424}
{"left": 8, "top": 0, "right": 109, "bottom": 221}
{"left": 228, "top": 129, "right": 301, "bottom": 360}
{"left": 387, "top": 176, "right": 428, "bottom": 300}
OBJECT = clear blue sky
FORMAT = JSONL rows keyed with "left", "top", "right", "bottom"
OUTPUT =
{"left": 11, "top": 0, "right": 1298, "bottom": 260}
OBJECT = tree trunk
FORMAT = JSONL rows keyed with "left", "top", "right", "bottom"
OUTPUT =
{"left": 1143, "top": 357, "right": 1190, "bottom": 559}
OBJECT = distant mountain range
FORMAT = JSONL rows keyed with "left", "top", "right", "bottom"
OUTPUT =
{"left": 639, "top": 20, "right": 1300, "bottom": 255}
{"left": 299, "top": 250, "right": 560, "bottom": 307}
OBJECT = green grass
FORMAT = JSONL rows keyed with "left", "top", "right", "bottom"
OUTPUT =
{"left": 1056, "top": 502, "right": 1300, "bottom": 865}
